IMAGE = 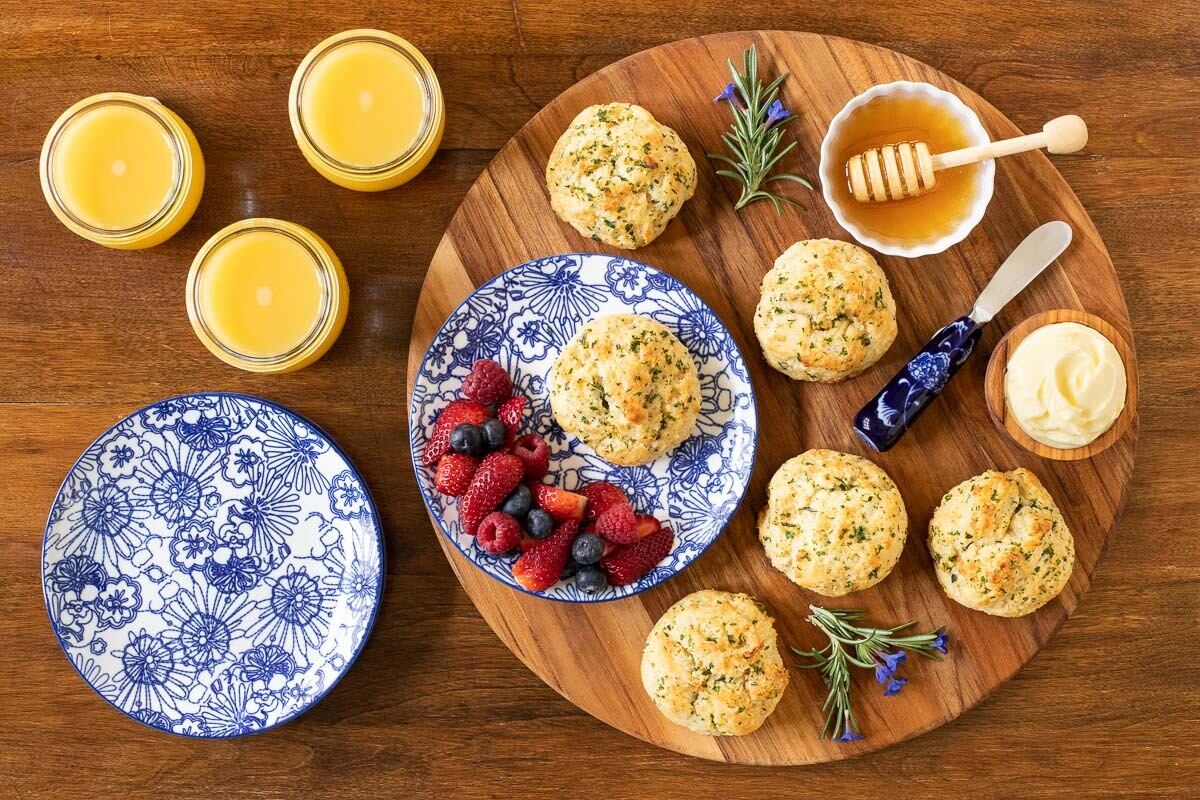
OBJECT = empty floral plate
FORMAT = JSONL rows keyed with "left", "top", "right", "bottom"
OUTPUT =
{"left": 409, "top": 253, "right": 757, "bottom": 602}
{"left": 42, "top": 393, "right": 384, "bottom": 737}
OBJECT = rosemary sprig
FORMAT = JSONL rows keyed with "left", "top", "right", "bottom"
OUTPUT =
{"left": 707, "top": 44, "right": 813, "bottom": 213}
{"left": 792, "top": 606, "right": 950, "bottom": 742}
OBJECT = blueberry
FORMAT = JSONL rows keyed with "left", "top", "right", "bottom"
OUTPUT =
{"left": 450, "top": 423, "right": 484, "bottom": 456}
{"left": 500, "top": 484, "right": 532, "bottom": 518}
{"left": 575, "top": 566, "right": 608, "bottom": 595}
{"left": 481, "top": 418, "right": 507, "bottom": 450}
{"left": 571, "top": 533, "right": 605, "bottom": 566}
{"left": 526, "top": 508, "right": 554, "bottom": 539}
{"left": 560, "top": 556, "right": 581, "bottom": 580}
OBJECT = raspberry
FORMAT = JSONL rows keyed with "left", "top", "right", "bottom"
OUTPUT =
{"left": 497, "top": 396, "right": 526, "bottom": 445}
{"left": 476, "top": 512, "right": 522, "bottom": 554}
{"left": 512, "top": 519, "right": 578, "bottom": 592}
{"left": 601, "top": 527, "right": 673, "bottom": 586}
{"left": 511, "top": 433, "right": 549, "bottom": 480}
{"left": 462, "top": 359, "right": 513, "bottom": 405}
{"left": 594, "top": 502, "right": 638, "bottom": 544}
{"left": 580, "top": 482, "right": 627, "bottom": 522}
{"left": 433, "top": 453, "right": 477, "bottom": 497}
{"left": 423, "top": 400, "right": 490, "bottom": 467}
{"left": 459, "top": 452, "right": 524, "bottom": 536}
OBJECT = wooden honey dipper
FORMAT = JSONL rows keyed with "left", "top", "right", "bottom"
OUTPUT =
{"left": 845, "top": 115, "right": 1088, "bottom": 202}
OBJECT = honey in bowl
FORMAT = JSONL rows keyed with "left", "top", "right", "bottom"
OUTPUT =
{"left": 829, "top": 93, "right": 982, "bottom": 247}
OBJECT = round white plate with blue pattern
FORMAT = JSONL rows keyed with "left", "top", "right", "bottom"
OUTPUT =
{"left": 42, "top": 392, "right": 384, "bottom": 737}
{"left": 409, "top": 253, "right": 757, "bottom": 602}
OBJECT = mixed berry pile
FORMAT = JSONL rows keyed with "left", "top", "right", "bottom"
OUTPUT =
{"left": 423, "top": 359, "right": 674, "bottom": 595}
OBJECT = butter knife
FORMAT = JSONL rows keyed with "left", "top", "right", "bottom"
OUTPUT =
{"left": 854, "top": 221, "right": 1073, "bottom": 452}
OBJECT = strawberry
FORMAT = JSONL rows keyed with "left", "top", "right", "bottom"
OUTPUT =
{"left": 459, "top": 453, "right": 524, "bottom": 536}
{"left": 595, "top": 502, "right": 638, "bottom": 544}
{"left": 433, "top": 453, "right": 477, "bottom": 497}
{"left": 601, "top": 527, "right": 673, "bottom": 586}
{"left": 580, "top": 481, "right": 627, "bottom": 523}
{"left": 634, "top": 514, "right": 662, "bottom": 539}
{"left": 476, "top": 512, "right": 522, "bottom": 554}
{"left": 497, "top": 396, "right": 527, "bottom": 445}
{"left": 461, "top": 359, "right": 513, "bottom": 405}
{"left": 511, "top": 434, "right": 549, "bottom": 480}
{"left": 531, "top": 483, "right": 587, "bottom": 522}
{"left": 423, "top": 400, "right": 490, "bottom": 467}
{"left": 512, "top": 520, "right": 578, "bottom": 591}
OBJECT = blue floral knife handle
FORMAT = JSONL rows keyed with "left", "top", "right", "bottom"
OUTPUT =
{"left": 854, "top": 317, "right": 983, "bottom": 452}
{"left": 852, "top": 221, "right": 1074, "bottom": 453}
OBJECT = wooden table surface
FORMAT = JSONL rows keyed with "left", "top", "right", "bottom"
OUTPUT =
{"left": 1, "top": 2, "right": 1196, "bottom": 797}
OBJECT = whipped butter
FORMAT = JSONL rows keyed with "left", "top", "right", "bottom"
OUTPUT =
{"left": 1004, "top": 321, "right": 1126, "bottom": 448}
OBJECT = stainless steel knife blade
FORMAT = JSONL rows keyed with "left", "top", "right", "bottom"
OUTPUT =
{"left": 970, "top": 221, "right": 1073, "bottom": 324}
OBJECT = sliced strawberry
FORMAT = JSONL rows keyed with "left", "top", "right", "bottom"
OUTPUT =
{"left": 595, "top": 502, "right": 638, "bottom": 544}
{"left": 511, "top": 434, "right": 549, "bottom": 481}
{"left": 497, "top": 396, "right": 527, "bottom": 446}
{"left": 634, "top": 514, "right": 662, "bottom": 539}
{"left": 601, "top": 527, "right": 673, "bottom": 586}
{"left": 580, "top": 481, "right": 627, "bottom": 523}
{"left": 433, "top": 453, "right": 478, "bottom": 497}
{"left": 531, "top": 483, "right": 588, "bottom": 522}
{"left": 459, "top": 453, "right": 524, "bottom": 536}
{"left": 423, "top": 400, "right": 490, "bottom": 467}
{"left": 512, "top": 519, "right": 578, "bottom": 591}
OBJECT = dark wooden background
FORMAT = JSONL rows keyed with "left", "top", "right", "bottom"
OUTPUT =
{"left": 0, "top": 1, "right": 1196, "bottom": 797}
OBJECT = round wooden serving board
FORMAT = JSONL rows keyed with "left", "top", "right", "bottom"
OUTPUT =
{"left": 406, "top": 31, "right": 1137, "bottom": 764}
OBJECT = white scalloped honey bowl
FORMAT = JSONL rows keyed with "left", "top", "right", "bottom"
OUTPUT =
{"left": 819, "top": 81, "right": 995, "bottom": 258}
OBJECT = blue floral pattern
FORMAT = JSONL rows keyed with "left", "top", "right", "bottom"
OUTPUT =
{"left": 42, "top": 393, "right": 384, "bottom": 738}
{"left": 409, "top": 254, "right": 758, "bottom": 602}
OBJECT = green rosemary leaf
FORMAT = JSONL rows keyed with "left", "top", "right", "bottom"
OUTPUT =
{"left": 707, "top": 44, "right": 812, "bottom": 214}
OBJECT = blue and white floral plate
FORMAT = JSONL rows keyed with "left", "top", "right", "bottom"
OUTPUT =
{"left": 409, "top": 254, "right": 757, "bottom": 602}
{"left": 42, "top": 393, "right": 384, "bottom": 737}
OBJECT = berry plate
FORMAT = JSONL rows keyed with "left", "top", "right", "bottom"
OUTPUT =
{"left": 41, "top": 393, "right": 384, "bottom": 737}
{"left": 408, "top": 253, "right": 758, "bottom": 601}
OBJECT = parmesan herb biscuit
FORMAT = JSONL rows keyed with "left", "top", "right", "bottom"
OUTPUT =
{"left": 758, "top": 449, "right": 907, "bottom": 596}
{"left": 549, "top": 314, "right": 700, "bottom": 466}
{"left": 929, "top": 468, "right": 1075, "bottom": 617}
{"left": 545, "top": 102, "right": 697, "bottom": 249}
{"left": 641, "top": 590, "right": 789, "bottom": 736}
{"left": 753, "top": 239, "right": 897, "bottom": 382}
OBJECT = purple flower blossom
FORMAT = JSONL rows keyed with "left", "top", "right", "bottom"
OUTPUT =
{"left": 765, "top": 99, "right": 792, "bottom": 127}
{"left": 836, "top": 712, "right": 864, "bottom": 742}
{"left": 883, "top": 650, "right": 906, "bottom": 672}
{"left": 874, "top": 661, "right": 893, "bottom": 684}
{"left": 714, "top": 82, "right": 741, "bottom": 106}
{"left": 883, "top": 676, "right": 908, "bottom": 697}
{"left": 933, "top": 629, "right": 950, "bottom": 655}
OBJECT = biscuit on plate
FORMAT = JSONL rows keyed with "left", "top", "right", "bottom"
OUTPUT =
{"left": 550, "top": 314, "right": 700, "bottom": 467}
{"left": 758, "top": 449, "right": 907, "bottom": 596}
{"left": 929, "top": 468, "right": 1074, "bottom": 617}
{"left": 545, "top": 102, "right": 696, "bottom": 249}
{"left": 641, "top": 590, "right": 788, "bottom": 736}
{"left": 753, "top": 239, "right": 897, "bottom": 382}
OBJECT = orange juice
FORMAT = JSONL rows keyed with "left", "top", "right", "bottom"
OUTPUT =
{"left": 290, "top": 29, "right": 443, "bottom": 191}
{"left": 187, "top": 219, "right": 348, "bottom": 373}
{"left": 40, "top": 93, "right": 203, "bottom": 248}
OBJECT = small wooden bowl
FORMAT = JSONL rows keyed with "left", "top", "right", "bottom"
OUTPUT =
{"left": 984, "top": 309, "right": 1138, "bottom": 461}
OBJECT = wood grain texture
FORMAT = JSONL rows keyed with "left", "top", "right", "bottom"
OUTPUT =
{"left": 1, "top": 0, "right": 1198, "bottom": 796}
{"left": 406, "top": 30, "right": 1137, "bottom": 765}
{"left": 984, "top": 309, "right": 1138, "bottom": 461}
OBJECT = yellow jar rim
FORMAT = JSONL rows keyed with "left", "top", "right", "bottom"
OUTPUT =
{"left": 40, "top": 93, "right": 195, "bottom": 245}
{"left": 289, "top": 29, "right": 443, "bottom": 181}
{"left": 186, "top": 219, "right": 346, "bottom": 373}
